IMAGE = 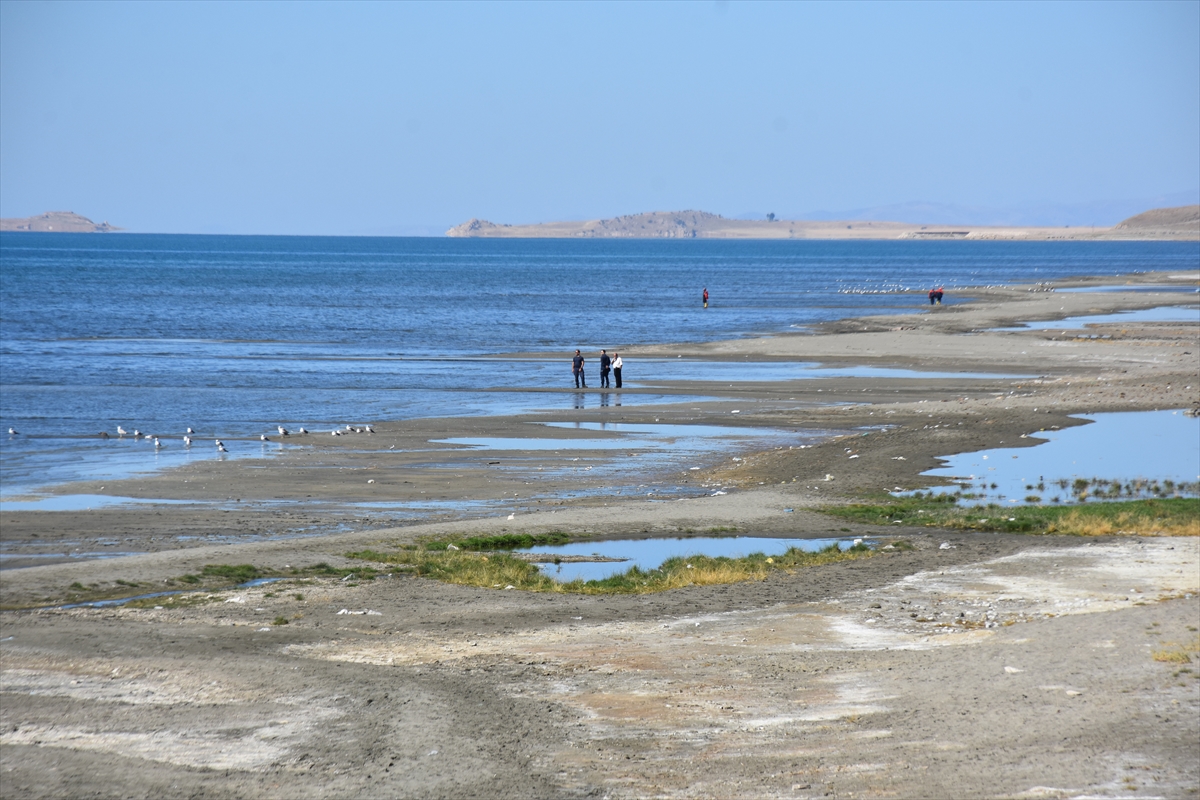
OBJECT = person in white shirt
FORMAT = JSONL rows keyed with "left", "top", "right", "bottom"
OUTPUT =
{"left": 612, "top": 353, "right": 623, "bottom": 388}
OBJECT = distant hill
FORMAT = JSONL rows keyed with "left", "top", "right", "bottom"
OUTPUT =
{"left": 1110, "top": 205, "right": 1199, "bottom": 238}
{"left": 0, "top": 211, "right": 120, "bottom": 233}
{"left": 447, "top": 210, "right": 913, "bottom": 240}
{"left": 446, "top": 206, "right": 1199, "bottom": 241}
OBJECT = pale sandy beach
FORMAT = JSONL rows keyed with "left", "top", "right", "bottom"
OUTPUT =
{"left": 2, "top": 271, "right": 1198, "bottom": 799}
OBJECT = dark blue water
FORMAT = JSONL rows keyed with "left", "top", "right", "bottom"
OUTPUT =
{"left": 2, "top": 234, "right": 1196, "bottom": 494}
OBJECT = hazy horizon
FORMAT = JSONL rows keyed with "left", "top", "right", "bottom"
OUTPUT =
{"left": 2, "top": 1, "right": 1197, "bottom": 236}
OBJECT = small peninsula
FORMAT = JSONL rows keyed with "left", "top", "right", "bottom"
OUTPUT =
{"left": 0, "top": 211, "right": 120, "bottom": 233}
{"left": 447, "top": 205, "right": 1200, "bottom": 241}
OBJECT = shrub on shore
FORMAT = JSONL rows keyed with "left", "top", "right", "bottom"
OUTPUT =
{"left": 346, "top": 541, "right": 873, "bottom": 594}
{"left": 823, "top": 496, "right": 1199, "bottom": 536}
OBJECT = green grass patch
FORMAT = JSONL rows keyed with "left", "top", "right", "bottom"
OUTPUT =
{"left": 417, "top": 532, "right": 572, "bottom": 551}
{"left": 200, "top": 564, "right": 263, "bottom": 582}
{"left": 347, "top": 542, "right": 873, "bottom": 594}
{"left": 822, "top": 495, "right": 1199, "bottom": 536}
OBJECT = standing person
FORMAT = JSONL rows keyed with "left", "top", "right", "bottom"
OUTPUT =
{"left": 612, "top": 352, "right": 623, "bottom": 388}
{"left": 572, "top": 349, "right": 586, "bottom": 388}
{"left": 702, "top": 287, "right": 709, "bottom": 308}
{"left": 935, "top": 286, "right": 944, "bottom": 305}
{"left": 599, "top": 349, "right": 611, "bottom": 388}
{"left": 928, "top": 287, "right": 937, "bottom": 306}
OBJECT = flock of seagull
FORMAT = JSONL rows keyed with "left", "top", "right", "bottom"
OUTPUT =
{"left": 6, "top": 423, "right": 376, "bottom": 451}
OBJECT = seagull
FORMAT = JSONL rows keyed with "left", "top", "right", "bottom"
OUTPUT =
{"left": 364, "top": 425, "right": 374, "bottom": 434}
{"left": 297, "top": 427, "right": 308, "bottom": 434}
{"left": 133, "top": 429, "right": 142, "bottom": 438}
{"left": 331, "top": 429, "right": 341, "bottom": 436}
{"left": 7, "top": 427, "right": 17, "bottom": 435}
{"left": 278, "top": 426, "right": 289, "bottom": 436}
{"left": 214, "top": 439, "right": 224, "bottom": 448}
{"left": 186, "top": 427, "right": 195, "bottom": 434}
{"left": 153, "top": 437, "right": 162, "bottom": 448}
{"left": 117, "top": 426, "right": 127, "bottom": 436}
{"left": 183, "top": 435, "right": 192, "bottom": 446}
{"left": 260, "top": 434, "right": 270, "bottom": 442}
{"left": 217, "top": 443, "right": 228, "bottom": 453}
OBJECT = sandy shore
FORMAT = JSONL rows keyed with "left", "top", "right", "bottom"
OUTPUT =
{"left": 1, "top": 270, "right": 1198, "bottom": 798}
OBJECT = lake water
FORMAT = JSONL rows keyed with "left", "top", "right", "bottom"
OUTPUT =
{"left": 3, "top": 234, "right": 1197, "bottom": 494}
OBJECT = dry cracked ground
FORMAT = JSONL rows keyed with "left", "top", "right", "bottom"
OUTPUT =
{"left": 2, "top": 535, "right": 1198, "bottom": 800}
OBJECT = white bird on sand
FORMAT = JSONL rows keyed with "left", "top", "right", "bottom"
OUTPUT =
{"left": 364, "top": 425, "right": 374, "bottom": 434}
{"left": 260, "top": 434, "right": 270, "bottom": 442}
{"left": 298, "top": 427, "right": 308, "bottom": 434}
{"left": 278, "top": 426, "right": 289, "bottom": 436}
{"left": 331, "top": 429, "right": 341, "bottom": 436}
{"left": 183, "top": 435, "right": 192, "bottom": 446}
{"left": 7, "top": 427, "right": 17, "bottom": 435}
{"left": 117, "top": 426, "right": 127, "bottom": 436}
{"left": 217, "top": 443, "right": 228, "bottom": 453}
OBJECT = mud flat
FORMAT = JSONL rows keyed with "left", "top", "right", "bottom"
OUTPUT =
{"left": 1, "top": 270, "right": 1198, "bottom": 798}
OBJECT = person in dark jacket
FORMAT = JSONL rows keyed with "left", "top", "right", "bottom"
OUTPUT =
{"left": 572, "top": 349, "right": 586, "bottom": 388}
{"left": 599, "top": 350, "right": 611, "bottom": 388}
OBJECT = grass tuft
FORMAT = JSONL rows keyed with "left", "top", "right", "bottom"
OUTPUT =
{"left": 822, "top": 497, "right": 1199, "bottom": 537}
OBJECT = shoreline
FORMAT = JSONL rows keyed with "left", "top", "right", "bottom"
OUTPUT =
{"left": 1, "top": 269, "right": 1198, "bottom": 798}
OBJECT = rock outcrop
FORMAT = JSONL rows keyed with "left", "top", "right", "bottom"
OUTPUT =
{"left": 0, "top": 211, "right": 120, "bottom": 233}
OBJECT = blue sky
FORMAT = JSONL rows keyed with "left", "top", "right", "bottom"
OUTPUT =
{"left": 1, "top": 0, "right": 1197, "bottom": 234}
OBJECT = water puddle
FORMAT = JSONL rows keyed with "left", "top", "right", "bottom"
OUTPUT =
{"left": 436, "top": 421, "right": 832, "bottom": 453}
{"left": 524, "top": 536, "right": 861, "bottom": 582}
{"left": 907, "top": 409, "right": 1200, "bottom": 505}
{"left": 998, "top": 305, "right": 1199, "bottom": 331}
{"left": 0, "top": 494, "right": 196, "bottom": 512}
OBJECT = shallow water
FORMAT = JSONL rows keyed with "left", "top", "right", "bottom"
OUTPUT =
{"left": 1000, "top": 305, "right": 1199, "bottom": 331}
{"left": 4, "top": 235, "right": 1196, "bottom": 494}
{"left": 0, "top": 494, "right": 196, "bottom": 512}
{"left": 526, "top": 536, "right": 858, "bottom": 582}
{"left": 632, "top": 361, "right": 1028, "bottom": 382}
{"left": 910, "top": 409, "right": 1200, "bottom": 505}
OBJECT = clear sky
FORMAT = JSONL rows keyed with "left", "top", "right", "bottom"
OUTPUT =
{"left": 1, "top": 0, "right": 1197, "bottom": 234}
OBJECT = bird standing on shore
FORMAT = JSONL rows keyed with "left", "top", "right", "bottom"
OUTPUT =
{"left": 7, "top": 427, "right": 17, "bottom": 435}
{"left": 215, "top": 439, "right": 224, "bottom": 448}
{"left": 133, "top": 429, "right": 142, "bottom": 438}
{"left": 117, "top": 426, "right": 127, "bottom": 436}
{"left": 298, "top": 427, "right": 308, "bottom": 434}
{"left": 183, "top": 435, "right": 192, "bottom": 446}
{"left": 186, "top": 427, "right": 195, "bottom": 434}
{"left": 278, "top": 426, "right": 289, "bottom": 436}
{"left": 153, "top": 437, "right": 162, "bottom": 449}
{"left": 260, "top": 434, "right": 270, "bottom": 442}
{"left": 217, "top": 443, "right": 228, "bottom": 453}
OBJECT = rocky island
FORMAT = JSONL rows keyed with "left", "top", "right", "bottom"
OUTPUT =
{"left": 447, "top": 204, "right": 1200, "bottom": 241}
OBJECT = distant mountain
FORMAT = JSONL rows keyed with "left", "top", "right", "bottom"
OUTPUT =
{"left": 795, "top": 193, "right": 1200, "bottom": 228}
{"left": 447, "top": 206, "right": 1199, "bottom": 241}
{"left": 1111, "top": 205, "right": 1199, "bottom": 237}
{"left": 0, "top": 211, "right": 120, "bottom": 233}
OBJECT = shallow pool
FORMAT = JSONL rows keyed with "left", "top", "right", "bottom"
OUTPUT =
{"left": 525, "top": 536, "right": 858, "bottom": 583}
{"left": 909, "top": 409, "right": 1200, "bottom": 505}
{"left": 999, "top": 305, "right": 1199, "bottom": 331}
